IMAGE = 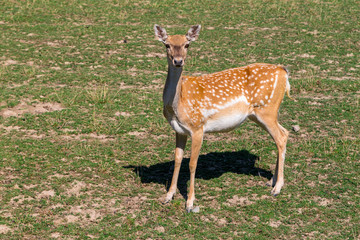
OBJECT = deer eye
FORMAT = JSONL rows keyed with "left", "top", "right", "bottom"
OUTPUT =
{"left": 184, "top": 44, "right": 190, "bottom": 48}
{"left": 165, "top": 44, "right": 170, "bottom": 49}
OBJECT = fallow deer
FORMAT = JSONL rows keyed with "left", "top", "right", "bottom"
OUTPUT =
{"left": 154, "top": 24, "right": 291, "bottom": 212}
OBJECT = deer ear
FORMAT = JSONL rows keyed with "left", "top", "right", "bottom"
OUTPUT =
{"left": 154, "top": 24, "right": 168, "bottom": 43}
{"left": 186, "top": 25, "right": 201, "bottom": 42}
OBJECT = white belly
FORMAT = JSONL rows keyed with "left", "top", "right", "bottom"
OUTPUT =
{"left": 204, "top": 112, "right": 248, "bottom": 133}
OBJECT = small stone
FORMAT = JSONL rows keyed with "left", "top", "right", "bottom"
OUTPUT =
{"left": 191, "top": 206, "right": 200, "bottom": 213}
{"left": 292, "top": 125, "right": 300, "bottom": 132}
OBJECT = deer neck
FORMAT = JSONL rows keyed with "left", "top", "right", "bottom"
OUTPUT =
{"left": 163, "top": 63, "right": 183, "bottom": 110}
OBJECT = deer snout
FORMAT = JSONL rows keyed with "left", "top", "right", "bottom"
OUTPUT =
{"left": 173, "top": 58, "right": 184, "bottom": 67}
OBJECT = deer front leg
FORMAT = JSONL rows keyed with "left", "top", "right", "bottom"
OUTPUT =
{"left": 186, "top": 129, "right": 203, "bottom": 212}
{"left": 164, "top": 133, "right": 187, "bottom": 203}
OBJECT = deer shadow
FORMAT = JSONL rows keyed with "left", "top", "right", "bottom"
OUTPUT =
{"left": 124, "top": 150, "right": 273, "bottom": 199}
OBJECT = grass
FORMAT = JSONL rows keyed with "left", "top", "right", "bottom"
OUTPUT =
{"left": 0, "top": 0, "right": 359, "bottom": 239}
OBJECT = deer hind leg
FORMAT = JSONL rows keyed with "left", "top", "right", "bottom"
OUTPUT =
{"left": 250, "top": 112, "right": 289, "bottom": 196}
{"left": 164, "top": 133, "right": 187, "bottom": 203}
{"left": 186, "top": 129, "right": 204, "bottom": 212}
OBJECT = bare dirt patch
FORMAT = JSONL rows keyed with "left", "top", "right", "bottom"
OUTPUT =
{"left": 37, "top": 190, "right": 56, "bottom": 199}
{"left": 115, "top": 111, "right": 134, "bottom": 117}
{"left": 128, "top": 131, "right": 147, "bottom": 138}
{"left": 50, "top": 232, "right": 61, "bottom": 239}
{"left": 329, "top": 76, "right": 358, "bottom": 81}
{"left": 0, "top": 124, "right": 21, "bottom": 132}
{"left": 269, "top": 220, "right": 282, "bottom": 228}
{"left": 313, "top": 197, "right": 332, "bottom": 207}
{"left": 155, "top": 226, "right": 165, "bottom": 233}
{"left": 224, "top": 195, "right": 254, "bottom": 206}
{"left": 0, "top": 225, "right": 12, "bottom": 234}
{"left": 66, "top": 181, "right": 87, "bottom": 196}
{"left": 146, "top": 52, "right": 166, "bottom": 58}
{"left": 52, "top": 197, "right": 124, "bottom": 227}
{"left": 69, "top": 205, "right": 103, "bottom": 222}
{"left": 119, "top": 82, "right": 136, "bottom": 89}
{"left": 0, "top": 124, "right": 46, "bottom": 139}
{"left": 298, "top": 53, "right": 316, "bottom": 59}
{"left": 122, "top": 195, "right": 148, "bottom": 215}
{"left": 1, "top": 59, "right": 18, "bottom": 66}
{"left": 0, "top": 124, "right": 116, "bottom": 142}
{"left": 65, "top": 215, "right": 79, "bottom": 223}
{"left": 207, "top": 214, "right": 228, "bottom": 226}
{"left": 10, "top": 195, "right": 35, "bottom": 206}
{"left": 0, "top": 101, "right": 64, "bottom": 118}
{"left": 60, "top": 133, "right": 115, "bottom": 142}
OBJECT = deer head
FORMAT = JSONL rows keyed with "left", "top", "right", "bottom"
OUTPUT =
{"left": 154, "top": 24, "right": 201, "bottom": 67}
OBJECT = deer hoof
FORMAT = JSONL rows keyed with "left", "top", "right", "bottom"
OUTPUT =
{"left": 161, "top": 195, "right": 172, "bottom": 204}
{"left": 271, "top": 187, "right": 282, "bottom": 196}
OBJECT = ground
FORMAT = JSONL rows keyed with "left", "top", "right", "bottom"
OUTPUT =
{"left": 0, "top": 0, "right": 359, "bottom": 239}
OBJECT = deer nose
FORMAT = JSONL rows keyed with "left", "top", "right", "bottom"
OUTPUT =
{"left": 173, "top": 58, "right": 183, "bottom": 67}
